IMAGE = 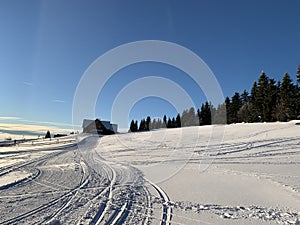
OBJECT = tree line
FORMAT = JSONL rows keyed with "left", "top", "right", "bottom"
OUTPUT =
{"left": 129, "top": 64, "right": 300, "bottom": 132}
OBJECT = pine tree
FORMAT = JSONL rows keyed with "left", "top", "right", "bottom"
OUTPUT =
{"left": 238, "top": 102, "right": 252, "bottom": 123}
{"left": 250, "top": 80, "right": 260, "bottom": 122}
{"left": 213, "top": 103, "right": 226, "bottom": 124}
{"left": 146, "top": 116, "right": 151, "bottom": 131}
{"left": 157, "top": 118, "right": 163, "bottom": 128}
{"left": 167, "top": 118, "right": 172, "bottom": 128}
{"left": 187, "top": 107, "right": 197, "bottom": 126}
{"left": 225, "top": 97, "right": 231, "bottom": 124}
{"left": 151, "top": 118, "right": 157, "bottom": 130}
{"left": 139, "top": 119, "right": 146, "bottom": 131}
{"left": 200, "top": 102, "right": 211, "bottom": 125}
{"left": 296, "top": 65, "right": 300, "bottom": 117}
{"left": 256, "top": 71, "right": 270, "bottom": 122}
{"left": 171, "top": 117, "right": 176, "bottom": 128}
{"left": 238, "top": 90, "right": 251, "bottom": 122}
{"left": 266, "top": 78, "right": 278, "bottom": 121}
{"left": 176, "top": 113, "right": 181, "bottom": 127}
{"left": 241, "top": 90, "right": 250, "bottom": 105}
{"left": 230, "top": 92, "right": 242, "bottom": 123}
{"left": 277, "top": 73, "right": 297, "bottom": 121}
{"left": 45, "top": 130, "right": 51, "bottom": 139}
{"left": 134, "top": 120, "right": 138, "bottom": 131}
{"left": 181, "top": 109, "right": 189, "bottom": 127}
{"left": 163, "top": 115, "right": 167, "bottom": 127}
{"left": 129, "top": 120, "right": 136, "bottom": 132}
{"left": 297, "top": 64, "right": 300, "bottom": 84}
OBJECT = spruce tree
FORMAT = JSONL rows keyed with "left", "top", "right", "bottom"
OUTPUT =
{"left": 266, "top": 78, "right": 278, "bottom": 121}
{"left": 241, "top": 90, "right": 250, "bottom": 105}
{"left": 225, "top": 97, "right": 231, "bottom": 124}
{"left": 176, "top": 113, "right": 181, "bottom": 127}
{"left": 171, "top": 117, "right": 176, "bottom": 128}
{"left": 134, "top": 120, "right": 138, "bottom": 131}
{"left": 296, "top": 65, "right": 300, "bottom": 117}
{"left": 213, "top": 103, "right": 226, "bottom": 124}
{"left": 250, "top": 81, "right": 259, "bottom": 122}
{"left": 146, "top": 116, "right": 151, "bottom": 131}
{"left": 277, "top": 73, "right": 297, "bottom": 121}
{"left": 139, "top": 119, "right": 146, "bottom": 131}
{"left": 167, "top": 118, "right": 172, "bottom": 128}
{"left": 187, "top": 107, "right": 197, "bottom": 126}
{"left": 181, "top": 109, "right": 188, "bottom": 127}
{"left": 297, "top": 64, "right": 300, "bottom": 84}
{"left": 129, "top": 120, "right": 135, "bottom": 132}
{"left": 256, "top": 71, "right": 270, "bottom": 121}
{"left": 45, "top": 130, "right": 51, "bottom": 139}
{"left": 200, "top": 102, "right": 211, "bottom": 125}
{"left": 163, "top": 115, "right": 167, "bottom": 127}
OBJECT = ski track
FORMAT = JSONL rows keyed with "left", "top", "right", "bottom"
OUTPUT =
{"left": 0, "top": 123, "right": 299, "bottom": 224}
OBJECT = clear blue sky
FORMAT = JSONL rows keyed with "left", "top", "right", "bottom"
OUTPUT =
{"left": 0, "top": 0, "right": 300, "bottom": 130}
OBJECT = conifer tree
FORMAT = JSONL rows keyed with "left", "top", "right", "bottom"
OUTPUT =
{"left": 134, "top": 120, "right": 138, "bottom": 131}
{"left": 230, "top": 92, "right": 242, "bottom": 123}
{"left": 176, "top": 113, "right": 181, "bottom": 127}
{"left": 225, "top": 97, "right": 231, "bottom": 124}
{"left": 266, "top": 78, "right": 278, "bottom": 121}
{"left": 187, "top": 107, "right": 197, "bottom": 126}
{"left": 297, "top": 64, "right": 300, "bottom": 84}
{"left": 200, "top": 102, "right": 211, "bottom": 125}
{"left": 163, "top": 115, "right": 167, "bottom": 127}
{"left": 277, "top": 73, "right": 296, "bottom": 121}
{"left": 256, "top": 71, "right": 270, "bottom": 121}
{"left": 139, "top": 119, "right": 146, "bottom": 131}
{"left": 167, "top": 118, "right": 172, "bottom": 128}
{"left": 129, "top": 120, "right": 136, "bottom": 132}
{"left": 250, "top": 81, "right": 259, "bottom": 122}
{"left": 171, "top": 117, "right": 176, "bottom": 128}
{"left": 146, "top": 116, "right": 151, "bottom": 131}
{"left": 181, "top": 109, "right": 188, "bottom": 127}
{"left": 241, "top": 90, "right": 250, "bottom": 105}
{"left": 45, "top": 130, "right": 51, "bottom": 139}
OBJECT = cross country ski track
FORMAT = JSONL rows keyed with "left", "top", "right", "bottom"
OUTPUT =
{"left": 0, "top": 135, "right": 172, "bottom": 224}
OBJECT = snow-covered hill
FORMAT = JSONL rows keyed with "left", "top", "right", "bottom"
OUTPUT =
{"left": 95, "top": 121, "right": 300, "bottom": 224}
{"left": 0, "top": 121, "right": 299, "bottom": 224}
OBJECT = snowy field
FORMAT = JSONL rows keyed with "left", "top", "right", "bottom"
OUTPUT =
{"left": 0, "top": 122, "right": 299, "bottom": 224}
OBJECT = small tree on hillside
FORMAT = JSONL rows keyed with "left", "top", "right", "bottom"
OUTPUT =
{"left": 45, "top": 130, "right": 51, "bottom": 139}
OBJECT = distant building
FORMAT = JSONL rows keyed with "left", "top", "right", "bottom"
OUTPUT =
{"left": 82, "top": 119, "right": 118, "bottom": 135}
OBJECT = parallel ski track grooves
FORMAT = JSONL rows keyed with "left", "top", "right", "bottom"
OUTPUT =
{"left": 93, "top": 164, "right": 116, "bottom": 225}
{"left": 77, "top": 146, "right": 120, "bottom": 225}
{"left": 146, "top": 179, "right": 172, "bottom": 225}
{"left": 105, "top": 201, "right": 131, "bottom": 225}
{"left": 89, "top": 147, "right": 134, "bottom": 225}
{"left": 0, "top": 145, "right": 79, "bottom": 225}
{"left": 0, "top": 143, "right": 77, "bottom": 177}
{"left": 0, "top": 173, "right": 89, "bottom": 225}
{"left": 43, "top": 160, "right": 89, "bottom": 224}
{"left": 141, "top": 186, "right": 152, "bottom": 225}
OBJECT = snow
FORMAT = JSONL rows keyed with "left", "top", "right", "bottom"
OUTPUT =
{"left": 0, "top": 171, "right": 32, "bottom": 188}
{"left": 0, "top": 121, "right": 299, "bottom": 224}
{"left": 94, "top": 121, "right": 300, "bottom": 224}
